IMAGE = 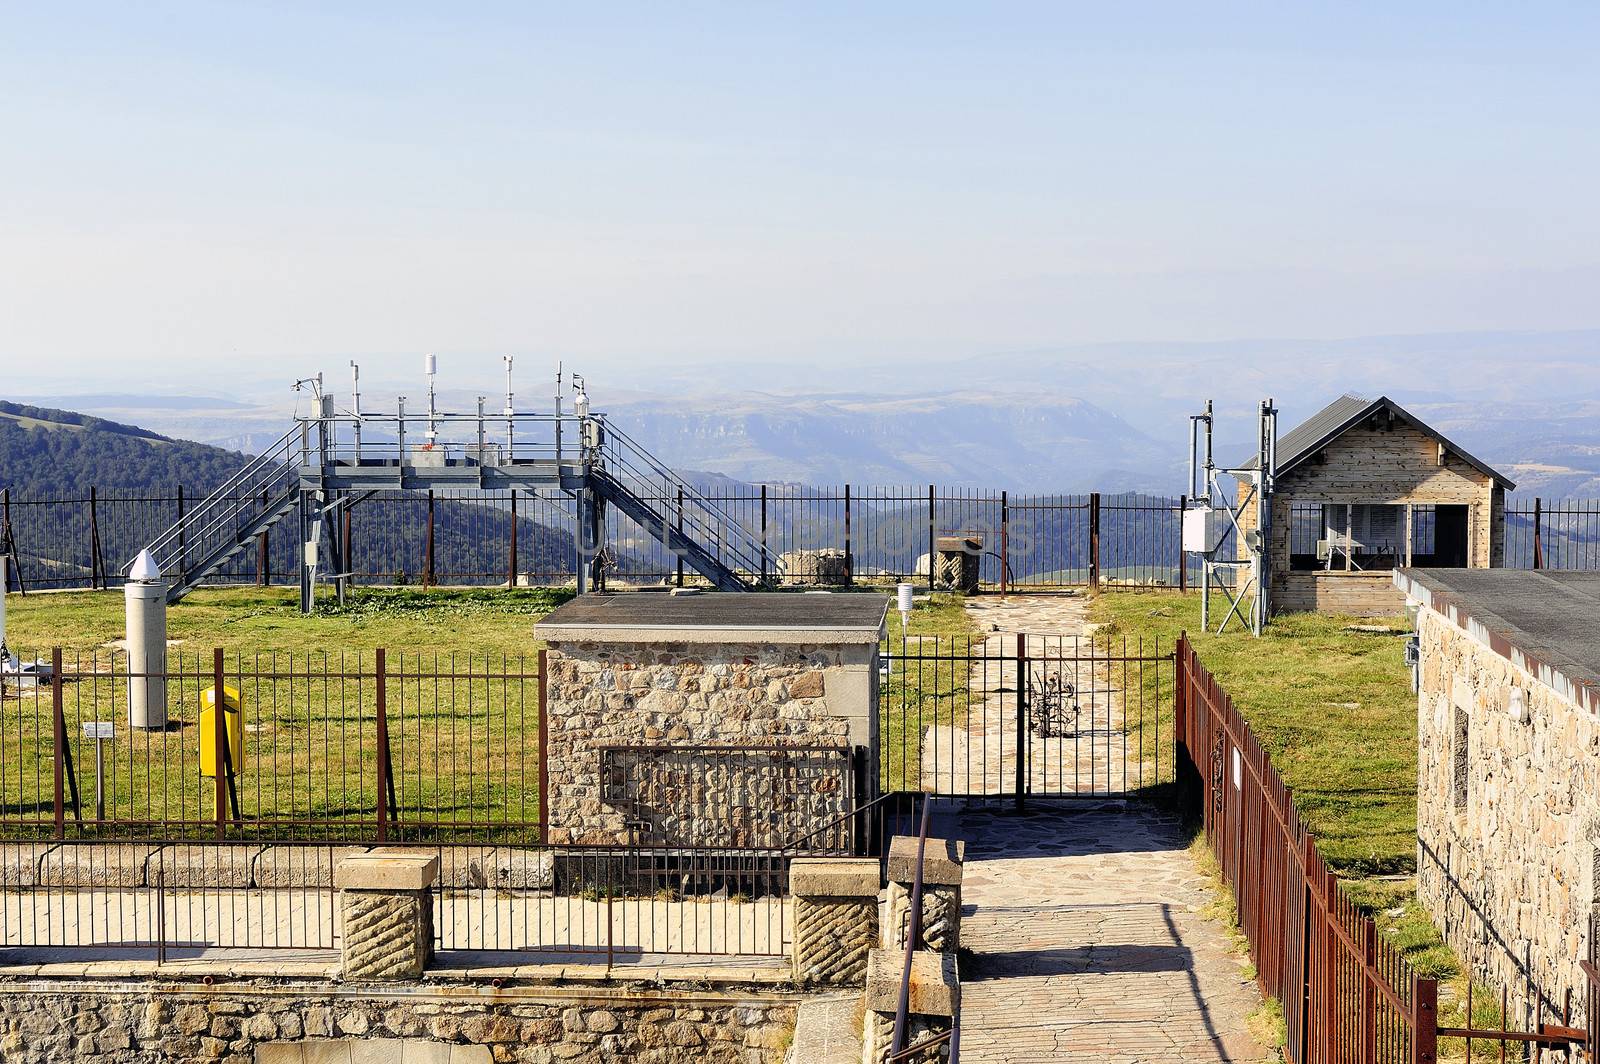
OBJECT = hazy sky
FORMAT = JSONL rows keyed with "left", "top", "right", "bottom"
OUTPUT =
{"left": 3, "top": 2, "right": 1598, "bottom": 389}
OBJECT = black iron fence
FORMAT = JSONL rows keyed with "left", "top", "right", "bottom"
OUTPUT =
{"left": 0, "top": 485, "right": 1200, "bottom": 593}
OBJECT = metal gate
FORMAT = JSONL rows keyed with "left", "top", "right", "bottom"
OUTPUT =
{"left": 880, "top": 633, "right": 1174, "bottom": 798}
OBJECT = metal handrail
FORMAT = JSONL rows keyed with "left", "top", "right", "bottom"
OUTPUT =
{"left": 126, "top": 425, "right": 302, "bottom": 576}
{"left": 890, "top": 792, "right": 933, "bottom": 1057}
{"left": 597, "top": 418, "right": 782, "bottom": 580}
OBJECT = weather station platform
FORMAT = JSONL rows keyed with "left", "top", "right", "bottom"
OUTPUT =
{"left": 124, "top": 360, "right": 781, "bottom": 611}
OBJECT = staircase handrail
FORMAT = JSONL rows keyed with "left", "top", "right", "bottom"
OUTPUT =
{"left": 124, "top": 424, "right": 302, "bottom": 576}
{"left": 595, "top": 418, "right": 780, "bottom": 581}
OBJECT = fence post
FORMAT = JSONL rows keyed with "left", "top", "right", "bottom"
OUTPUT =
{"left": 375, "top": 649, "right": 391, "bottom": 844}
{"left": 844, "top": 484, "right": 853, "bottom": 585}
{"left": 928, "top": 485, "right": 936, "bottom": 592}
{"left": 424, "top": 490, "right": 436, "bottom": 589}
{"left": 1089, "top": 491, "right": 1102, "bottom": 592}
{"left": 1533, "top": 497, "right": 1544, "bottom": 570}
{"left": 342, "top": 501, "right": 353, "bottom": 594}
{"left": 1174, "top": 633, "right": 1189, "bottom": 781}
{"left": 537, "top": 648, "right": 549, "bottom": 846}
{"left": 3, "top": 488, "right": 24, "bottom": 594}
{"left": 1000, "top": 490, "right": 1009, "bottom": 596}
{"left": 52, "top": 648, "right": 65, "bottom": 839}
{"left": 1015, "top": 633, "right": 1027, "bottom": 811}
{"left": 89, "top": 486, "right": 105, "bottom": 590}
{"left": 508, "top": 489, "right": 518, "bottom": 586}
{"left": 1412, "top": 977, "right": 1439, "bottom": 1063}
{"left": 758, "top": 485, "right": 768, "bottom": 583}
{"left": 256, "top": 489, "right": 269, "bottom": 586}
{"left": 176, "top": 485, "right": 187, "bottom": 581}
{"left": 1178, "top": 495, "right": 1188, "bottom": 592}
{"left": 213, "top": 648, "right": 227, "bottom": 841}
{"left": 1361, "top": 920, "right": 1378, "bottom": 1061}
{"left": 677, "top": 486, "right": 687, "bottom": 587}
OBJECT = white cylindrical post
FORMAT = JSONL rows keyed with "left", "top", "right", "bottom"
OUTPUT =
{"left": 125, "top": 550, "right": 168, "bottom": 730}
{"left": 897, "top": 582, "right": 914, "bottom": 630}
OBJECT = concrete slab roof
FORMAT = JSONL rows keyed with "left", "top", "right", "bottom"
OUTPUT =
{"left": 1394, "top": 568, "right": 1600, "bottom": 713}
{"left": 536, "top": 592, "right": 889, "bottom": 644}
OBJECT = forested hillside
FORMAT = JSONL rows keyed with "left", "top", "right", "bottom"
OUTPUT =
{"left": 0, "top": 401, "right": 250, "bottom": 495}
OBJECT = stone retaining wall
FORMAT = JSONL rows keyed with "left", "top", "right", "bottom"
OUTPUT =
{"left": 1415, "top": 606, "right": 1597, "bottom": 1025}
{"left": 0, "top": 977, "right": 798, "bottom": 1064}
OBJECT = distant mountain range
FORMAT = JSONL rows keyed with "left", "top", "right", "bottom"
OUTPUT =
{"left": 16, "top": 327, "right": 1600, "bottom": 496}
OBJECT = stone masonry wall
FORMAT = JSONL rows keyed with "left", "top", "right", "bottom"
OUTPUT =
{"left": 0, "top": 978, "right": 798, "bottom": 1064}
{"left": 544, "top": 640, "right": 873, "bottom": 846}
{"left": 1415, "top": 607, "right": 1598, "bottom": 1026}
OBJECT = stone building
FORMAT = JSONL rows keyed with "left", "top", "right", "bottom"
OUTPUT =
{"left": 1396, "top": 568, "right": 1600, "bottom": 1026}
{"left": 535, "top": 592, "right": 886, "bottom": 847}
{"left": 1239, "top": 394, "right": 1513, "bottom": 615}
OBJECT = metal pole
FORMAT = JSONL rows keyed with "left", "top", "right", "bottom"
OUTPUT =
{"left": 677, "top": 486, "right": 686, "bottom": 588}
{"left": 1178, "top": 495, "right": 1188, "bottom": 593}
{"left": 1533, "top": 497, "right": 1544, "bottom": 570}
{"left": 1000, "top": 490, "right": 1009, "bottom": 597}
{"left": 1089, "top": 491, "right": 1101, "bottom": 593}
{"left": 375, "top": 648, "right": 390, "bottom": 844}
{"left": 928, "top": 485, "right": 936, "bottom": 592}
{"left": 844, "top": 483, "right": 853, "bottom": 585}
{"left": 759, "top": 485, "right": 768, "bottom": 583}
{"left": 213, "top": 648, "right": 227, "bottom": 840}
{"left": 891, "top": 794, "right": 933, "bottom": 1056}
{"left": 89, "top": 486, "right": 104, "bottom": 590}
{"left": 509, "top": 489, "right": 519, "bottom": 586}
{"left": 176, "top": 485, "right": 187, "bottom": 582}
{"left": 424, "top": 490, "right": 435, "bottom": 589}
{"left": 52, "top": 648, "right": 65, "bottom": 839}
{"left": 1015, "top": 633, "right": 1027, "bottom": 812}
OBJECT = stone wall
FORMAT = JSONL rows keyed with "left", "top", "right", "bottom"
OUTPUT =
{"left": 1415, "top": 606, "right": 1597, "bottom": 1026}
{"left": 0, "top": 977, "right": 798, "bottom": 1064}
{"left": 543, "top": 640, "right": 875, "bottom": 846}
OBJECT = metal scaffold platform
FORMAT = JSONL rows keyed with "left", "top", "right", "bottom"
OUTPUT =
{"left": 126, "top": 362, "right": 780, "bottom": 612}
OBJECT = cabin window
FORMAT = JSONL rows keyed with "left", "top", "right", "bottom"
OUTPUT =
{"left": 1287, "top": 502, "right": 1471, "bottom": 570}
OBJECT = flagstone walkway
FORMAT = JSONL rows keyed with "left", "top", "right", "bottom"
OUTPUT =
{"left": 943, "top": 595, "right": 1273, "bottom": 1063}
{"left": 953, "top": 805, "right": 1275, "bottom": 1063}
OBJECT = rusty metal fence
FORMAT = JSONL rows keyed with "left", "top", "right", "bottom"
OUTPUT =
{"left": 1176, "top": 635, "right": 1591, "bottom": 1062}
{"left": 0, "top": 647, "right": 873, "bottom": 959}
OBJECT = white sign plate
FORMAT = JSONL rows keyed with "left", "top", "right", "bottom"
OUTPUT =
{"left": 81, "top": 721, "right": 115, "bottom": 740}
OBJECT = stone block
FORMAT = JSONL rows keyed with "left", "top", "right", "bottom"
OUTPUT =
{"left": 864, "top": 948, "right": 958, "bottom": 1018}
{"left": 434, "top": 847, "right": 554, "bottom": 891}
{"left": 335, "top": 851, "right": 439, "bottom": 892}
{"left": 38, "top": 843, "right": 160, "bottom": 887}
{"left": 885, "top": 836, "right": 964, "bottom": 887}
{"left": 339, "top": 890, "right": 434, "bottom": 980}
{"left": 146, "top": 844, "right": 266, "bottom": 889}
{"left": 254, "top": 1045, "right": 307, "bottom": 1064}
{"left": 779, "top": 549, "right": 850, "bottom": 585}
{"left": 885, "top": 880, "right": 961, "bottom": 953}
{"left": 255, "top": 846, "right": 368, "bottom": 888}
{"left": 793, "top": 894, "right": 877, "bottom": 985}
{"left": 789, "top": 858, "right": 879, "bottom": 898}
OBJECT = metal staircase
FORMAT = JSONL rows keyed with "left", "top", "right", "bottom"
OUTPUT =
{"left": 126, "top": 426, "right": 303, "bottom": 602}
{"left": 590, "top": 419, "right": 779, "bottom": 591}
{"left": 128, "top": 407, "right": 781, "bottom": 603}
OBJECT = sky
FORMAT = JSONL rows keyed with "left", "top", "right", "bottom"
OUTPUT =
{"left": 3, "top": 2, "right": 1599, "bottom": 391}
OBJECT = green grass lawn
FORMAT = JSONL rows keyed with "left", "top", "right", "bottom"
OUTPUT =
{"left": 880, "top": 592, "right": 979, "bottom": 792}
{"left": 2, "top": 584, "right": 949, "bottom": 839}
{"left": 1, "top": 586, "right": 573, "bottom": 842}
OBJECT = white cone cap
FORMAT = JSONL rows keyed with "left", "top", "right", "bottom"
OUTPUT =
{"left": 129, "top": 550, "right": 162, "bottom": 584}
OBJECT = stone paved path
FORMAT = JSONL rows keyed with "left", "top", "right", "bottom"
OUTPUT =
{"left": 953, "top": 806, "right": 1274, "bottom": 1063}
{"left": 932, "top": 596, "right": 1271, "bottom": 1062}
